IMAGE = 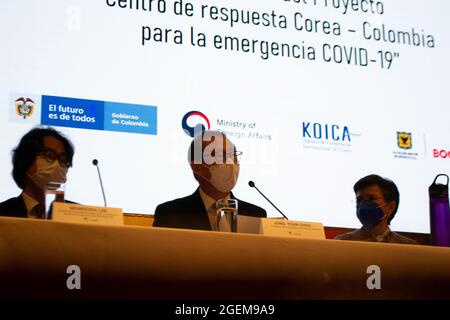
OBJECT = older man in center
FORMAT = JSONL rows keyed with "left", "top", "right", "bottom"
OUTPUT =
{"left": 153, "top": 130, "right": 267, "bottom": 231}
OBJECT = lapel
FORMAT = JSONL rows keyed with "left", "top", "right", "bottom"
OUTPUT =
{"left": 17, "top": 196, "right": 29, "bottom": 218}
{"left": 188, "top": 189, "right": 212, "bottom": 230}
{"left": 9, "top": 196, "right": 28, "bottom": 218}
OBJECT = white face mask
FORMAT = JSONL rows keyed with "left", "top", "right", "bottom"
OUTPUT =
{"left": 27, "top": 158, "right": 68, "bottom": 191}
{"left": 203, "top": 164, "right": 240, "bottom": 193}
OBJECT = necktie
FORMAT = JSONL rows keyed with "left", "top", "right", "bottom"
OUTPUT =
{"left": 35, "top": 203, "right": 46, "bottom": 219}
{"left": 207, "top": 204, "right": 220, "bottom": 231}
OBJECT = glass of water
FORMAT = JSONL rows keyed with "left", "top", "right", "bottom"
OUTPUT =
{"left": 45, "top": 182, "right": 65, "bottom": 219}
{"left": 216, "top": 199, "right": 238, "bottom": 233}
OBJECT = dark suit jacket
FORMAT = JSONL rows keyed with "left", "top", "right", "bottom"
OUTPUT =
{"left": 0, "top": 196, "right": 28, "bottom": 218}
{"left": 154, "top": 189, "right": 267, "bottom": 231}
{"left": 0, "top": 195, "right": 77, "bottom": 219}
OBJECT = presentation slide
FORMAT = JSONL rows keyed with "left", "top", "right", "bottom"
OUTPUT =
{"left": 1, "top": 0, "right": 449, "bottom": 233}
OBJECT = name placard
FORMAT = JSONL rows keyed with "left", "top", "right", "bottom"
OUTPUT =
{"left": 52, "top": 202, "right": 124, "bottom": 226}
{"left": 259, "top": 219, "right": 325, "bottom": 240}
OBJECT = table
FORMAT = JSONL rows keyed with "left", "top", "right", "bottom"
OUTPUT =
{"left": 1, "top": 216, "right": 449, "bottom": 299}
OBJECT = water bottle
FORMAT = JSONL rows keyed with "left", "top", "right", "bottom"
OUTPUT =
{"left": 429, "top": 174, "right": 450, "bottom": 247}
{"left": 45, "top": 182, "right": 65, "bottom": 219}
{"left": 216, "top": 199, "right": 238, "bottom": 233}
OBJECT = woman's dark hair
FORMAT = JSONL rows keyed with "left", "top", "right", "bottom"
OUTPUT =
{"left": 353, "top": 174, "right": 400, "bottom": 224}
{"left": 12, "top": 127, "right": 74, "bottom": 189}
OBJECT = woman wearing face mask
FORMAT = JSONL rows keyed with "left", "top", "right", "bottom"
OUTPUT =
{"left": 335, "top": 175, "right": 417, "bottom": 244}
{"left": 153, "top": 130, "right": 267, "bottom": 231}
{"left": 0, "top": 127, "right": 74, "bottom": 219}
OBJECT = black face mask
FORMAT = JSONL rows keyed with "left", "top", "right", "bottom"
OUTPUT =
{"left": 357, "top": 201, "right": 387, "bottom": 228}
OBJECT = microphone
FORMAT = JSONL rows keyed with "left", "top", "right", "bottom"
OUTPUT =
{"left": 92, "top": 159, "right": 107, "bottom": 207}
{"left": 248, "top": 180, "right": 289, "bottom": 220}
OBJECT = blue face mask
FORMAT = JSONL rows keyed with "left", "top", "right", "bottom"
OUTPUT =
{"left": 356, "top": 201, "right": 387, "bottom": 228}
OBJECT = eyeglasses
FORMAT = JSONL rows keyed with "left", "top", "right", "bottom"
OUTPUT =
{"left": 228, "top": 151, "right": 243, "bottom": 161}
{"left": 38, "top": 149, "right": 69, "bottom": 168}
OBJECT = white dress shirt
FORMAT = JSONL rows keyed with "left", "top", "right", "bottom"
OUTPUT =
{"left": 22, "top": 192, "right": 40, "bottom": 219}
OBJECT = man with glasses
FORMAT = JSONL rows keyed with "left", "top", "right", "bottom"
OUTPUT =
{"left": 153, "top": 130, "right": 266, "bottom": 231}
{"left": 335, "top": 174, "right": 417, "bottom": 244}
{"left": 0, "top": 127, "right": 74, "bottom": 218}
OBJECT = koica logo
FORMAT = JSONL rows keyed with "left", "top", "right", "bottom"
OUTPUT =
{"left": 433, "top": 149, "right": 450, "bottom": 159}
{"left": 302, "top": 122, "right": 351, "bottom": 142}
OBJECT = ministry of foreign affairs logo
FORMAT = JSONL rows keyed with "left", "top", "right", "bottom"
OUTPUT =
{"left": 182, "top": 111, "right": 210, "bottom": 137}
{"left": 15, "top": 97, "right": 35, "bottom": 119}
{"left": 397, "top": 132, "right": 412, "bottom": 150}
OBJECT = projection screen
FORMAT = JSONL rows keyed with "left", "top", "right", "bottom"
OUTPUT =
{"left": 1, "top": 0, "right": 449, "bottom": 233}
